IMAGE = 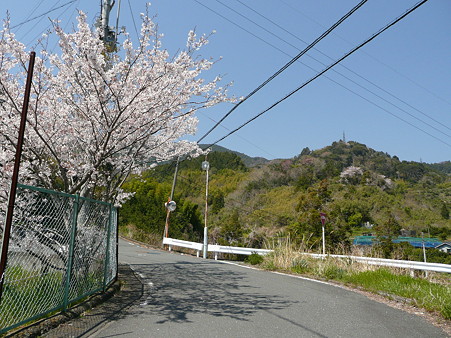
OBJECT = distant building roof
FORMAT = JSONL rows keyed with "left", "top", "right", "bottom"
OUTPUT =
{"left": 353, "top": 236, "right": 442, "bottom": 248}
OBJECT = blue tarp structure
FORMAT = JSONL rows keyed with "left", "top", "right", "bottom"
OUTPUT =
{"left": 353, "top": 236, "right": 442, "bottom": 248}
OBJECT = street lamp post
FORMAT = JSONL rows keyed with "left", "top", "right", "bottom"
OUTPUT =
{"left": 202, "top": 159, "right": 210, "bottom": 259}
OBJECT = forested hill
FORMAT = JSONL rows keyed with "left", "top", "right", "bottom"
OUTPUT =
{"left": 200, "top": 144, "right": 269, "bottom": 167}
{"left": 205, "top": 141, "right": 448, "bottom": 179}
{"left": 428, "top": 161, "right": 451, "bottom": 174}
{"left": 292, "top": 140, "right": 447, "bottom": 183}
{"left": 120, "top": 140, "right": 450, "bottom": 259}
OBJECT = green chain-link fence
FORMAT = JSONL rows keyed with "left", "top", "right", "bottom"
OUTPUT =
{"left": 0, "top": 184, "right": 117, "bottom": 333}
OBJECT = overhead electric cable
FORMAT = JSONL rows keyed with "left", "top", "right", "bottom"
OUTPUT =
{"left": 221, "top": 0, "right": 451, "bottom": 139}
{"left": 23, "top": 1, "right": 79, "bottom": 49}
{"left": 204, "top": 0, "right": 447, "bottom": 149}
{"left": 279, "top": 0, "right": 451, "bottom": 108}
{"left": 10, "top": 0, "right": 76, "bottom": 30}
{"left": 197, "top": 111, "right": 278, "bottom": 158}
{"left": 127, "top": 0, "right": 139, "bottom": 41}
{"left": 233, "top": 0, "right": 450, "bottom": 134}
{"left": 200, "top": 0, "right": 450, "bottom": 144}
{"left": 12, "top": 0, "right": 46, "bottom": 33}
{"left": 194, "top": 0, "right": 368, "bottom": 143}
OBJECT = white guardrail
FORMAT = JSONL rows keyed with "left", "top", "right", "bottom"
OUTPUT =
{"left": 163, "top": 237, "right": 271, "bottom": 260}
{"left": 306, "top": 253, "right": 451, "bottom": 274}
{"left": 163, "top": 237, "right": 203, "bottom": 257}
{"left": 162, "top": 237, "right": 451, "bottom": 274}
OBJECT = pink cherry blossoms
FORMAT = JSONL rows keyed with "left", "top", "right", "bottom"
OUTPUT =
{"left": 0, "top": 10, "right": 232, "bottom": 209}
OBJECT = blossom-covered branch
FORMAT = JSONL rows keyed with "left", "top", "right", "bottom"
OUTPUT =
{"left": 0, "top": 10, "right": 233, "bottom": 207}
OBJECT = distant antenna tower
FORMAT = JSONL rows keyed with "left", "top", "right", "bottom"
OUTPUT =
{"left": 342, "top": 131, "right": 346, "bottom": 143}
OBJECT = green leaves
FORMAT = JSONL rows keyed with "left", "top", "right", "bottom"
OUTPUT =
{"left": 120, "top": 176, "right": 202, "bottom": 240}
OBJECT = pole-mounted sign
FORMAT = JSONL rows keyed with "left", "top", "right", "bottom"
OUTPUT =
{"left": 320, "top": 212, "right": 326, "bottom": 226}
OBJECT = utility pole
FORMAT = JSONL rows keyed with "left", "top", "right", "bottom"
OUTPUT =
{"left": 163, "top": 157, "right": 180, "bottom": 239}
{"left": 100, "top": 0, "right": 120, "bottom": 51}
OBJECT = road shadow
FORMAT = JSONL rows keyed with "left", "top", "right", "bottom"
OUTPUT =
{"left": 120, "top": 259, "right": 297, "bottom": 325}
{"left": 39, "top": 264, "right": 144, "bottom": 338}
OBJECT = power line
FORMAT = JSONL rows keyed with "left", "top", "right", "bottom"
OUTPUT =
{"left": 22, "top": 0, "right": 79, "bottom": 49}
{"left": 127, "top": 0, "right": 139, "bottom": 41}
{"left": 196, "top": 110, "right": 278, "bottom": 159}
{"left": 12, "top": 0, "right": 46, "bottom": 33}
{"left": 233, "top": 0, "right": 451, "bottom": 134}
{"left": 220, "top": 0, "right": 451, "bottom": 138}
{"left": 205, "top": 0, "right": 447, "bottom": 149}
{"left": 196, "top": 0, "right": 449, "bottom": 149}
{"left": 279, "top": 0, "right": 451, "bottom": 109}
{"left": 10, "top": 0, "right": 76, "bottom": 30}
{"left": 194, "top": 0, "right": 369, "bottom": 143}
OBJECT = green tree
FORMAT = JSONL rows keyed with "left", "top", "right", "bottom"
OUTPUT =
{"left": 374, "top": 216, "right": 401, "bottom": 258}
{"left": 291, "top": 180, "right": 331, "bottom": 248}
{"left": 209, "top": 190, "right": 225, "bottom": 213}
{"left": 217, "top": 209, "right": 244, "bottom": 246}
{"left": 397, "top": 162, "right": 427, "bottom": 182}
{"left": 300, "top": 147, "right": 311, "bottom": 156}
{"left": 120, "top": 177, "right": 203, "bottom": 240}
{"left": 441, "top": 203, "right": 449, "bottom": 220}
{"left": 181, "top": 151, "right": 248, "bottom": 172}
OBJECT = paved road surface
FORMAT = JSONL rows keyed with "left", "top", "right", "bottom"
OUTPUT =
{"left": 49, "top": 239, "right": 448, "bottom": 337}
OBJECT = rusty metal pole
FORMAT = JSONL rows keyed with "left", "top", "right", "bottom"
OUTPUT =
{"left": 0, "top": 51, "right": 36, "bottom": 302}
{"left": 163, "top": 157, "right": 180, "bottom": 242}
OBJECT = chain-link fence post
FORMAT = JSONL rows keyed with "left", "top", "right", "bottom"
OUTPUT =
{"left": 103, "top": 204, "right": 113, "bottom": 292}
{"left": 115, "top": 207, "right": 119, "bottom": 283}
{"left": 63, "top": 194, "right": 79, "bottom": 311}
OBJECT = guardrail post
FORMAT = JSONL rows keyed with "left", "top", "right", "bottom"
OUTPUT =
{"left": 63, "top": 194, "right": 79, "bottom": 311}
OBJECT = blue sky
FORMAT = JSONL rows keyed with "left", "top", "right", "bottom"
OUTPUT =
{"left": 2, "top": 0, "right": 451, "bottom": 163}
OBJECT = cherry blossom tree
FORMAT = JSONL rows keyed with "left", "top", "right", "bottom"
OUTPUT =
{"left": 0, "top": 10, "right": 231, "bottom": 210}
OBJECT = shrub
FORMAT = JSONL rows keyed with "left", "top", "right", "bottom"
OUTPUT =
{"left": 246, "top": 253, "right": 264, "bottom": 265}
{"left": 323, "top": 265, "right": 346, "bottom": 280}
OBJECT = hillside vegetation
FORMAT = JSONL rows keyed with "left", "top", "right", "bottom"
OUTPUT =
{"left": 119, "top": 141, "right": 450, "bottom": 260}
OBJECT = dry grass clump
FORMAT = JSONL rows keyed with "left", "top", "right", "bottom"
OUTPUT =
{"left": 258, "top": 240, "right": 451, "bottom": 320}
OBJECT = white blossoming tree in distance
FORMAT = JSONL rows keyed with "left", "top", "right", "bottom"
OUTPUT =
{"left": 0, "top": 10, "right": 231, "bottom": 209}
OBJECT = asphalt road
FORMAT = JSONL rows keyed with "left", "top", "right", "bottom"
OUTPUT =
{"left": 81, "top": 239, "right": 447, "bottom": 338}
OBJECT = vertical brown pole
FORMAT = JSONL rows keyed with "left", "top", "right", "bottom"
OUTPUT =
{"left": 0, "top": 51, "right": 36, "bottom": 302}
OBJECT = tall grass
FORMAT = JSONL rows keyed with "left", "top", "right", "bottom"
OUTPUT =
{"left": 342, "top": 269, "right": 451, "bottom": 319}
{"left": 260, "top": 241, "right": 451, "bottom": 320}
